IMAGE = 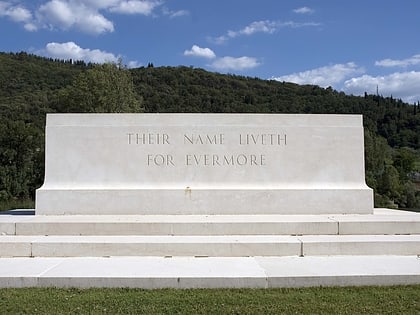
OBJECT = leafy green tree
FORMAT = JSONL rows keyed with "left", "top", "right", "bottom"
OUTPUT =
{"left": 364, "top": 129, "right": 392, "bottom": 191}
{"left": 0, "top": 119, "right": 42, "bottom": 201}
{"left": 56, "top": 62, "right": 143, "bottom": 113}
{"left": 393, "top": 147, "right": 417, "bottom": 180}
{"left": 378, "top": 165, "right": 402, "bottom": 201}
{"left": 399, "top": 181, "right": 420, "bottom": 209}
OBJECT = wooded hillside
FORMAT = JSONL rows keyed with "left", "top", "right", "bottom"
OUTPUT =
{"left": 1, "top": 52, "right": 419, "bottom": 209}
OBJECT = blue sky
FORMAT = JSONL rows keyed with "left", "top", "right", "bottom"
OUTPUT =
{"left": 1, "top": 0, "right": 420, "bottom": 103}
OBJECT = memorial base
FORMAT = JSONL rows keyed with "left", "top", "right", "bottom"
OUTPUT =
{"left": 1, "top": 208, "right": 420, "bottom": 288}
{"left": 36, "top": 187, "right": 373, "bottom": 215}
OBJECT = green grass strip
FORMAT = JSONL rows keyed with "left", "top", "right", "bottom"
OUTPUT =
{"left": 0, "top": 286, "right": 419, "bottom": 314}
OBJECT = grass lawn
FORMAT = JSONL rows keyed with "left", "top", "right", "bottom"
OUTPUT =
{"left": 0, "top": 286, "right": 419, "bottom": 314}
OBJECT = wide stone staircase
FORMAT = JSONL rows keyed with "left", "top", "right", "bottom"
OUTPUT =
{"left": 1, "top": 208, "right": 420, "bottom": 288}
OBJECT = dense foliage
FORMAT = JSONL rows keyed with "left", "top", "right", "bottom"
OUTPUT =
{"left": 0, "top": 52, "right": 419, "bottom": 209}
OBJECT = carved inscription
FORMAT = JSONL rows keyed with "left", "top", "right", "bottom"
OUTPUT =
{"left": 127, "top": 132, "right": 286, "bottom": 167}
{"left": 184, "top": 134, "right": 225, "bottom": 145}
{"left": 239, "top": 134, "right": 286, "bottom": 146}
{"left": 185, "top": 154, "right": 266, "bottom": 166}
{"left": 127, "top": 133, "right": 170, "bottom": 145}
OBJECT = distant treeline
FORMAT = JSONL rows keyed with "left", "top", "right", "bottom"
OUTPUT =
{"left": 0, "top": 52, "right": 419, "bottom": 209}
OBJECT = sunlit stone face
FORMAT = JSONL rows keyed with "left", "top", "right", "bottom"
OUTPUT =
{"left": 36, "top": 113, "right": 373, "bottom": 215}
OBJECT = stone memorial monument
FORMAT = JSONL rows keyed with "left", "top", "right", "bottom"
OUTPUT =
{"left": 1, "top": 113, "right": 419, "bottom": 289}
{"left": 36, "top": 113, "right": 373, "bottom": 215}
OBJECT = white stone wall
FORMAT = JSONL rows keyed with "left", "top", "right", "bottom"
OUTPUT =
{"left": 36, "top": 114, "right": 373, "bottom": 215}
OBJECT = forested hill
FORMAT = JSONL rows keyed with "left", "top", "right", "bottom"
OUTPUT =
{"left": 0, "top": 52, "right": 419, "bottom": 209}
{"left": 132, "top": 66, "right": 420, "bottom": 149}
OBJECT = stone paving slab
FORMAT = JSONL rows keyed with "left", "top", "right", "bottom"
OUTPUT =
{"left": 299, "top": 234, "right": 420, "bottom": 255}
{"left": 0, "top": 235, "right": 302, "bottom": 257}
{"left": 1, "top": 234, "right": 419, "bottom": 257}
{"left": 0, "top": 256, "right": 419, "bottom": 288}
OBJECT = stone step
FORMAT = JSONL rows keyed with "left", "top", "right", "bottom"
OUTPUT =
{"left": 1, "top": 234, "right": 419, "bottom": 257}
{"left": 1, "top": 255, "right": 420, "bottom": 288}
{"left": 1, "top": 209, "right": 420, "bottom": 236}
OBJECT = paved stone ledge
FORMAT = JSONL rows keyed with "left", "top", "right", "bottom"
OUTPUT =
{"left": 1, "top": 209, "right": 419, "bottom": 288}
{"left": 1, "top": 234, "right": 419, "bottom": 258}
{"left": 0, "top": 256, "right": 419, "bottom": 288}
{"left": 1, "top": 209, "right": 419, "bottom": 236}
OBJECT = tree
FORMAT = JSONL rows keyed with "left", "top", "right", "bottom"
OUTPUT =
{"left": 393, "top": 147, "right": 417, "bottom": 180}
{"left": 364, "top": 129, "right": 392, "bottom": 191}
{"left": 378, "top": 165, "right": 402, "bottom": 202}
{"left": 0, "top": 119, "right": 42, "bottom": 201}
{"left": 57, "top": 62, "right": 143, "bottom": 113}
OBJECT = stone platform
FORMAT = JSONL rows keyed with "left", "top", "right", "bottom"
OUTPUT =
{"left": 1, "top": 208, "right": 419, "bottom": 288}
{"left": 1, "top": 256, "right": 420, "bottom": 289}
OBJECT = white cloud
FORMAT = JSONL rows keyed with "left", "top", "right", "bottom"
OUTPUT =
{"left": 0, "top": 1, "right": 36, "bottom": 30}
{"left": 45, "top": 41, "right": 119, "bottom": 63}
{"left": 36, "top": 0, "right": 115, "bottom": 34}
{"left": 274, "top": 61, "right": 420, "bottom": 103}
{"left": 183, "top": 45, "right": 259, "bottom": 71}
{"left": 37, "top": 0, "right": 74, "bottom": 29}
{"left": 344, "top": 71, "right": 420, "bottom": 103}
{"left": 278, "top": 21, "right": 320, "bottom": 28}
{"left": 210, "top": 56, "right": 260, "bottom": 71}
{"left": 212, "top": 20, "right": 277, "bottom": 44}
{"left": 272, "top": 62, "right": 364, "bottom": 87}
{"left": 211, "top": 35, "right": 229, "bottom": 45}
{"left": 24, "top": 22, "right": 37, "bottom": 31}
{"left": 109, "top": 0, "right": 161, "bottom": 15}
{"left": 81, "top": 1, "right": 121, "bottom": 10}
{"left": 293, "top": 7, "right": 314, "bottom": 14}
{"left": 2, "top": 4, "right": 31, "bottom": 22}
{"left": 211, "top": 19, "right": 320, "bottom": 44}
{"left": 77, "top": 11, "right": 114, "bottom": 34}
{"left": 162, "top": 6, "right": 189, "bottom": 18}
{"left": 127, "top": 60, "right": 142, "bottom": 68}
{"left": 232, "top": 20, "right": 277, "bottom": 37}
{"left": 0, "top": 0, "right": 163, "bottom": 34}
{"left": 375, "top": 54, "right": 420, "bottom": 68}
{"left": 184, "top": 45, "right": 216, "bottom": 59}
{"left": 44, "top": 41, "right": 141, "bottom": 67}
